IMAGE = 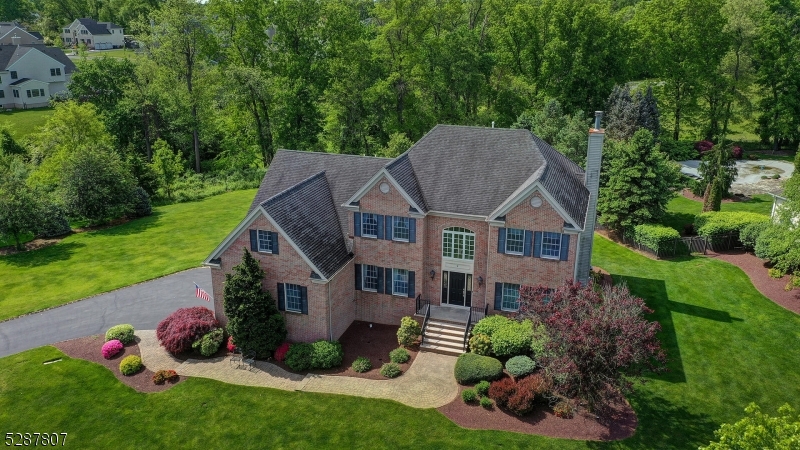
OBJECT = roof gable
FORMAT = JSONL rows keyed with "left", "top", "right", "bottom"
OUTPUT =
{"left": 77, "top": 18, "right": 113, "bottom": 35}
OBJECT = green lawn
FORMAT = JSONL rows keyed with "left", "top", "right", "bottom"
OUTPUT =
{"left": 660, "top": 194, "right": 773, "bottom": 232}
{"left": 0, "top": 107, "right": 54, "bottom": 140}
{"left": 64, "top": 48, "right": 141, "bottom": 60}
{"left": 0, "top": 189, "right": 255, "bottom": 321}
{"left": 2, "top": 236, "right": 799, "bottom": 448}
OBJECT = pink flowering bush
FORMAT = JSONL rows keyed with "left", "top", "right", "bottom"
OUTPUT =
{"left": 274, "top": 342, "right": 291, "bottom": 362}
{"left": 732, "top": 146, "right": 743, "bottom": 159}
{"left": 226, "top": 335, "right": 236, "bottom": 352}
{"left": 156, "top": 306, "right": 219, "bottom": 355}
{"left": 695, "top": 140, "right": 714, "bottom": 153}
{"left": 101, "top": 339, "right": 124, "bottom": 359}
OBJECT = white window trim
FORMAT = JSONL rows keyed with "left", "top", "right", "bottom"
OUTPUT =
{"left": 391, "top": 268, "right": 409, "bottom": 297}
{"left": 442, "top": 228, "right": 475, "bottom": 261}
{"left": 284, "top": 284, "right": 303, "bottom": 313}
{"left": 501, "top": 283, "right": 520, "bottom": 312}
{"left": 541, "top": 232, "right": 562, "bottom": 260}
{"left": 505, "top": 228, "right": 525, "bottom": 256}
{"left": 362, "top": 264, "right": 378, "bottom": 292}
{"left": 361, "top": 213, "right": 378, "bottom": 238}
{"left": 392, "top": 216, "right": 410, "bottom": 242}
{"left": 256, "top": 229, "right": 272, "bottom": 253}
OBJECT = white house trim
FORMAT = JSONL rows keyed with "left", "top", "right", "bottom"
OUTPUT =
{"left": 428, "top": 210, "right": 486, "bottom": 221}
{"left": 341, "top": 167, "right": 426, "bottom": 214}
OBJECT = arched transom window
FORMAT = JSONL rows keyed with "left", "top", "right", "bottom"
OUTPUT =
{"left": 442, "top": 227, "right": 475, "bottom": 260}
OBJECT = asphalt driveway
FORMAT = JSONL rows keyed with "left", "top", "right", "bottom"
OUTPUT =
{"left": 0, "top": 267, "right": 214, "bottom": 358}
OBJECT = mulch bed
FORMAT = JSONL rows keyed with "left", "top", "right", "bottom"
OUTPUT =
{"left": 53, "top": 335, "right": 183, "bottom": 393}
{"left": 271, "top": 321, "right": 418, "bottom": 380}
{"left": 707, "top": 249, "right": 800, "bottom": 315}
{"left": 0, "top": 237, "right": 65, "bottom": 256}
{"left": 438, "top": 382, "right": 637, "bottom": 441}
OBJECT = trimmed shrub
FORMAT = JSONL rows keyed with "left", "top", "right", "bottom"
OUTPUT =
{"left": 311, "top": 340, "right": 344, "bottom": 369}
{"left": 554, "top": 400, "right": 575, "bottom": 419}
{"left": 156, "top": 307, "right": 219, "bottom": 355}
{"left": 285, "top": 343, "right": 314, "bottom": 372}
{"left": 755, "top": 224, "right": 800, "bottom": 274}
{"left": 462, "top": 388, "right": 478, "bottom": 403}
{"left": 740, "top": 221, "right": 769, "bottom": 250}
{"left": 491, "top": 320, "right": 533, "bottom": 357}
{"left": 475, "top": 380, "right": 491, "bottom": 397}
{"left": 530, "top": 322, "right": 549, "bottom": 360}
{"left": 471, "top": 315, "right": 510, "bottom": 338}
{"left": 101, "top": 340, "right": 123, "bottom": 359}
{"left": 226, "top": 336, "right": 236, "bottom": 353}
{"left": 454, "top": 353, "right": 503, "bottom": 384}
{"left": 105, "top": 324, "right": 135, "bottom": 345}
{"left": 192, "top": 328, "right": 224, "bottom": 356}
{"left": 152, "top": 369, "right": 178, "bottom": 385}
{"left": 506, "top": 355, "right": 537, "bottom": 378}
{"left": 129, "top": 186, "right": 152, "bottom": 218}
{"left": 694, "top": 212, "right": 769, "bottom": 239}
{"left": 507, "top": 374, "right": 549, "bottom": 416}
{"left": 469, "top": 333, "right": 492, "bottom": 356}
{"left": 36, "top": 205, "right": 71, "bottom": 238}
{"left": 397, "top": 316, "right": 421, "bottom": 347}
{"left": 631, "top": 224, "right": 681, "bottom": 254}
{"left": 351, "top": 356, "right": 372, "bottom": 373}
{"left": 119, "top": 355, "right": 143, "bottom": 375}
{"left": 274, "top": 342, "right": 291, "bottom": 362}
{"left": 769, "top": 268, "right": 785, "bottom": 279}
{"left": 389, "top": 347, "right": 410, "bottom": 364}
{"left": 488, "top": 377, "right": 517, "bottom": 408}
{"left": 380, "top": 362, "right": 402, "bottom": 378}
{"left": 480, "top": 396, "right": 493, "bottom": 409}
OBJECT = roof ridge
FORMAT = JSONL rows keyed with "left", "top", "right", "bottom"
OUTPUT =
{"left": 276, "top": 149, "right": 393, "bottom": 161}
{"left": 261, "top": 171, "right": 328, "bottom": 207}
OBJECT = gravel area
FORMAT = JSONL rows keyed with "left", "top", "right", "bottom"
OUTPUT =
{"left": 707, "top": 250, "right": 800, "bottom": 315}
{"left": 438, "top": 383, "right": 636, "bottom": 440}
{"left": 271, "top": 321, "right": 418, "bottom": 380}
{"left": 53, "top": 334, "right": 183, "bottom": 393}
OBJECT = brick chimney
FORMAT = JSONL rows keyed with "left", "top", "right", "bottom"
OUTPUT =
{"left": 576, "top": 111, "right": 605, "bottom": 284}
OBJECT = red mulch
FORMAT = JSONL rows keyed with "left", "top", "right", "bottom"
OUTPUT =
{"left": 681, "top": 188, "right": 751, "bottom": 203}
{"left": 270, "top": 321, "right": 418, "bottom": 380}
{"left": 438, "top": 382, "right": 637, "bottom": 441}
{"left": 53, "top": 335, "right": 183, "bottom": 393}
{"left": 707, "top": 249, "right": 800, "bottom": 315}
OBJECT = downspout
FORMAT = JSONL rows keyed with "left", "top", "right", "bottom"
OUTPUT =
{"left": 485, "top": 221, "right": 491, "bottom": 312}
{"left": 328, "top": 280, "right": 333, "bottom": 341}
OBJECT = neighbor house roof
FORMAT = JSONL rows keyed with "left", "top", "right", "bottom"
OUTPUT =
{"left": 260, "top": 172, "right": 352, "bottom": 279}
{"left": 9, "top": 77, "right": 31, "bottom": 85}
{"left": 76, "top": 18, "right": 115, "bottom": 35}
{"left": 0, "top": 44, "right": 76, "bottom": 74}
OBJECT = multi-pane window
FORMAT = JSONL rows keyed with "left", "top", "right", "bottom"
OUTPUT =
{"left": 257, "top": 230, "right": 272, "bottom": 253}
{"left": 361, "top": 213, "right": 378, "bottom": 237}
{"left": 505, "top": 228, "right": 525, "bottom": 254}
{"left": 10, "top": 71, "right": 17, "bottom": 79}
{"left": 284, "top": 284, "right": 302, "bottom": 313}
{"left": 12, "top": 90, "right": 19, "bottom": 98}
{"left": 63, "top": 29, "right": 70, "bottom": 34}
{"left": 392, "top": 269, "right": 409, "bottom": 296}
{"left": 442, "top": 227, "right": 475, "bottom": 260}
{"left": 501, "top": 283, "right": 520, "bottom": 311}
{"left": 362, "top": 265, "right": 378, "bottom": 291}
{"left": 0, "top": 90, "right": 4, "bottom": 99}
{"left": 541, "top": 232, "right": 562, "bottom": 259}
{"left": 50, "top": 68, "right": 62, "bottom": 76}
{"left": 39, "top": 89, "right": 45, "bottom": 96}
{"left": 80, "top": 29, "right": 88, "bottom": 34}
{"left": 393, "top": 217, "right": 410, "bottom": 241}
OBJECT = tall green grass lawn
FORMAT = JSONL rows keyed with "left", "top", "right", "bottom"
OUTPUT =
{"left": 0, "top": 107, "right": 54, "bottom": 140}
{"left": 0, "top": 189, "right": 255, "bottom": 321}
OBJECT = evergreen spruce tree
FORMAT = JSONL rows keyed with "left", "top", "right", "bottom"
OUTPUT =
{"left": 699, "top": 146, "right": 738, "bottom": 212}
{"left": 636, "top": 86, "right": 661, "bottom": 138}
{"left": 223, "top": 249, "right": 287, "bottom": 358}
{"left": 605, "top": 85, "right": 638, "bottom": 140}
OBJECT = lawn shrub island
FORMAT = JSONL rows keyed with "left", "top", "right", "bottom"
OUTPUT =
{"left": 192, "top": 328, "right": 224, "bottom": 356}
{"left": 380, "top": 362, "right": 402, "bottom": 378}
{"left": 389, "top": 347, "right": 410, "bottom": 364}
{"left": 461, "top": 388, "right": 478, "bottom": 403}
{"left": 397, "top": 316, "right": 421, "bottom": 347}
{"left": 468, "top": 333, "right": 491, "bottom": 355}
{"left": 101, "top": 340, "right": 123, "bottom": 359}
{"left": 284, "top": 343, "right": 313, "bottom": 371}
{"left": 156, "top": 307, "right": 219, "bottom": 354}
{"left": 506, "top": 355, "right": 536, "bottom": 378}
{"left": 105, "top": 324, "right": 135, "bottom": 345}
{"left": 119, "top": 355, "right": 143, "bottom": 375}
{"left": 310, "top": 340, "right": 343, "bottom": 369}
{"left": 274, "top": 342, "right": 291, "bottom": 362}
{"left": 351, "top": 356, "right": 371, "bottom": 373}
{"left": 454, "top": 353, "right": 503, "bottom": 384}
{"left": 152, "top": 369, "right": 178, "bottom": 385}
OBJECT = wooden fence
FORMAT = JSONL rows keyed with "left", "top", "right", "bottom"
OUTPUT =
{"left": 618, "top": 232, "right": 741, "bottom": 259}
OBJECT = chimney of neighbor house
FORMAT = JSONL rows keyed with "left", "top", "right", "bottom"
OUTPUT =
{"left": 577, "top": 111, "right": 605, "bottom": 284}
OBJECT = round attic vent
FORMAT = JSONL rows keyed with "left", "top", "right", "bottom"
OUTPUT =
{"left": 530, "top": 196, "right": 543, "bottom": 208}
{"left": 379, "top": 182, "right": 390, "bottom": 194}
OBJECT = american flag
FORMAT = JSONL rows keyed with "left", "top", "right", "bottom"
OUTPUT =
{"left": 195, "top": 283, "right": 210, "bottom": 302}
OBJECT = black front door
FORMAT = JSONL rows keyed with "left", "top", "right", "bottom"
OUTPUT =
{"left": 448, "top": 271, "right": 466, "bottom": 306}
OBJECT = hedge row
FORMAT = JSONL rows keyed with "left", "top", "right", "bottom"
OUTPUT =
{"left": 630, "top": 224, "right": 680, "bottom": 253}
{"left": 694, "top": 212, "right": 770, "bottom": 238}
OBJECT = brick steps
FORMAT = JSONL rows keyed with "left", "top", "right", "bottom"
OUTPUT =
{"left": 421, "top": 319, "right": 467, "bottom": 356}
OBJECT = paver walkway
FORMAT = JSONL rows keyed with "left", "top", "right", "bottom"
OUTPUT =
{"left": 137, "top": 330, "right": 459, "bottom": 408}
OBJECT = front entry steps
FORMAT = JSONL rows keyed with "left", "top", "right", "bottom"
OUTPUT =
{"left": 420, "top": 319, "right": 467, "bottom": 356}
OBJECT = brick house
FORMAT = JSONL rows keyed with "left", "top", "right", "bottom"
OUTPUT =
{"left": 205, "top": 122, "right": 605, "bottom": 353}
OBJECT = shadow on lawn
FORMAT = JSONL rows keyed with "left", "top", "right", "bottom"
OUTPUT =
{"left": 660, "top": 211, "right": 695, "bottom": 233}
{"left": 82, "top": 212, "right": 164, "bottom": 238}
{"left": 588, "top": 390, "right": 719, "bottom": 450}
{"left": 1, "top": 241, "right": 85, "bottom": 267}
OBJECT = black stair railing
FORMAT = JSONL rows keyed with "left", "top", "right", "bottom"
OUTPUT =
{"left": 421, "top": 302, "right": 431, "bottom": 346}
{"left": 463, "top": 308, "right": 472, "bottom": 351}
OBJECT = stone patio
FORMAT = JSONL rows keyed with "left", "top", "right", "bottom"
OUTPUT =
{"left": 136, "top": 330, "right": 459, "bottom": 408}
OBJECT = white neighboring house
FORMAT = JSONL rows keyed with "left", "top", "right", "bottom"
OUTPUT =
{"left": 61, "top": 18, "right": 124, "bottom": 50}
{"left": 0, "top": 22, "right": 43, "bottom": 45}
{"left": 0, "top": 44, "right": 76, "bottom": 109}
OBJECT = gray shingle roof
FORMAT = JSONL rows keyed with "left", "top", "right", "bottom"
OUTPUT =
{"left": 534, "top": 134, "right": 590, "bottom": 228}
{"left": 77, "top": 18, "right": 112, "bottom": 35}
{"left": 249, "top": 150, "right": 391, "bottom": 234}
{"left": 0, "top": 44, "right": 76, "bottom": 74}
{"left": 260, "top": 172, "right": 351, "bottom": 279}
{"left": 9, "top": 77, "right": 31, "bottom": 85}
{"left": 385, "top": 154, "right": 428, "bottom": 212}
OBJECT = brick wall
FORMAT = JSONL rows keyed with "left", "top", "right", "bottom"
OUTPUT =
{"left": 329, "top": 260, "right": 355, "bottom": 340}
{"left": 354, "top": 176, "right": 424, "bottom": 325}
{"left": 210, "top": 214, "right": 330, "bottom": 342}
{"left": 486, "top": 191, "right": 577, "bottom": 313}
